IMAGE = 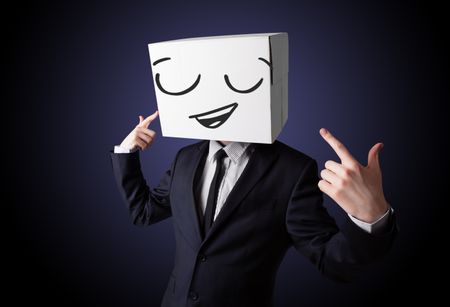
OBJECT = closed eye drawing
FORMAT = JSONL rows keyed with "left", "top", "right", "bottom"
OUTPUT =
{"left": 153, "top": 57, "right": 201, "bottom": 96}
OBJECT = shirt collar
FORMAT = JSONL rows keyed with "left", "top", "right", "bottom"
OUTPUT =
{"left": 208, "top": 141, "right": 251, "bottom": 164}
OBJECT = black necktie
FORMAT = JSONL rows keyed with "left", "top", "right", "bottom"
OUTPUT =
{"left": 203, "top": 149, "right": 227, "bottom": 236}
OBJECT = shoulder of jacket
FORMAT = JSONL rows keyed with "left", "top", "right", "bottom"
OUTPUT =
{"left": 176, "top": 140, "right": 208, "bottom": 156}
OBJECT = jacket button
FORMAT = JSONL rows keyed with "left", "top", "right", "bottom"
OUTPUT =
{"left": 199, "top": 254, "right": 207, "bottom": 262}
{"left": 189, "top": 290, "right": 199, "bottom": 301}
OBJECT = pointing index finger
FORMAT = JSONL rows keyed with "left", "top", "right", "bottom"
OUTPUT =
{"left": 139, "top": 111, "right": 159, "bottom": 128}
{"left": 320, "top": 128, "right": 356, "bottom": 164}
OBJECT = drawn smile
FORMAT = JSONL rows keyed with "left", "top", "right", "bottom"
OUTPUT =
{"left": 188, "top": 103, "right": 238, "bottom": 129}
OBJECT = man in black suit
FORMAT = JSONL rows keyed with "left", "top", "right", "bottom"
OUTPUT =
{"left": 111, "top": 111, "right": 397, "bottom": 307}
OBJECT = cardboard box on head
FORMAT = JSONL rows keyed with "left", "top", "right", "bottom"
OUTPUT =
{"left": 148, "top": 33, "right": 289, "bottom": 144}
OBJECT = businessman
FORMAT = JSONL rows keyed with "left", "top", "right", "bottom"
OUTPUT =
{"left": 111, "top": 112, "right": 396, "bottom": 307}
{"left": 111, "top": 33, "right": 396, "bottom": 307}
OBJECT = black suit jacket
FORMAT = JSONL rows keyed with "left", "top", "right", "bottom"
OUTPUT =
{"left": 110, "top": 140, "right": 397, "bottom": 307}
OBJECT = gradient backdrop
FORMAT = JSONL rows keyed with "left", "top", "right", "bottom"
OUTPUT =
{"left": 12, "top": 0, "right": 447, "bottom": 306}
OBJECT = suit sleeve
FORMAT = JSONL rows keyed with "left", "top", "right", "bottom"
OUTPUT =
{"left": 110, "top": 151, "right": 177, "bottom": 226}
{"left": 286, "top": 160, "right": 397, "bottom": 282}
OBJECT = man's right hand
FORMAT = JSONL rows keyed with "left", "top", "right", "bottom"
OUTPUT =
{"left": 119, "top": 111, "right": 159, "bottom": 151}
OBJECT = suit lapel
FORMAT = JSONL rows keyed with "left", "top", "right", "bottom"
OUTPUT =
{"left": 202, "top": 143, "right": 280, "bottom": 244}
{"left": 180, "top": 141, "right": 208, "bottom": 249}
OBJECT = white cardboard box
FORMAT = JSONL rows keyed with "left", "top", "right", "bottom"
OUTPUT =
{"left": 148, "top": 33, "right": 288, "bottom": 144}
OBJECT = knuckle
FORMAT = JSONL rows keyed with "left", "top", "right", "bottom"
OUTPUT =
{"left": 342, "top": 168, "right": 352, "bottom": 178}
{"left": 348, "top": 162, "right": 359, "bottom": 172}
{"left": 336, "top": 178, "right": 346, "bottom": 189}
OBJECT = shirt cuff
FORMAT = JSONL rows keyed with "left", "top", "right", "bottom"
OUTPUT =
{"left": 114, "top": 145, "right": 135, "bottom": 154}
{"left": 348, "top": 208, "right": 393, "bottom": 234}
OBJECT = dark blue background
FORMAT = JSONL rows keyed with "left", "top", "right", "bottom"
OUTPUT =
{"left": 12, "top": 0, "right": 446, "bottom": 306}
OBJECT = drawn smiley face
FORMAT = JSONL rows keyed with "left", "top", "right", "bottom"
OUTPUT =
{"left": 152, "top": 57, "right": 271, "bottom": 129}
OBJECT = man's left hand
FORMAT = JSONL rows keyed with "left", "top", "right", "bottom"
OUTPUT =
{"left": 318, "top": 128, "right": 389, "bottom": 223}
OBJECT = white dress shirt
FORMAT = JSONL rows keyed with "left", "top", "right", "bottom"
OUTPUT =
{"left": 196, "top": 141, "right": 253, "bottom": 222}
{"left": 114, "top": 141, "right": 391, "bottom": 233}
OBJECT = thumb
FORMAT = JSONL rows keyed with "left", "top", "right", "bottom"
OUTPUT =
{"left": 138, "top": 115, "right": 144, "bottom": 124}
{"left": 367, "top": 142, "right": 383, "bottom": 169}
